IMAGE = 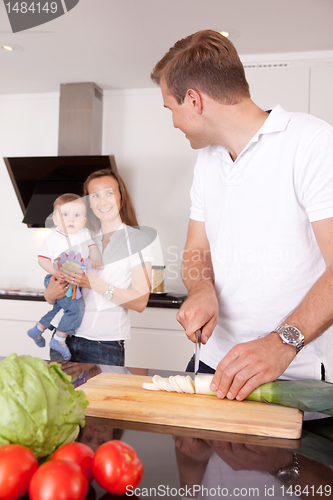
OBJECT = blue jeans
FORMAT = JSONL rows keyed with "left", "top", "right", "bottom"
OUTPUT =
{"left": 50, "top": 335, "right": 125, "bottom": 366}
{"left": 186, "top": 355, "right": 215, "bottom": 374}
{"left": 39, "top": 274, "right": 84, "bottom": 336}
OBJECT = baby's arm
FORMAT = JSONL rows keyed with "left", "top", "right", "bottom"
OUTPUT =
{"left": 38, "top": 256, "right": 65, "bottom": 281}
{"left": 89, "top": 244, "right": 104, "bottom": 270}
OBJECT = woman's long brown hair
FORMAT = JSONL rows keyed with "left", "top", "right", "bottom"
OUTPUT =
{"left": 83, "top": 169, "right": 138, "bottom": 234}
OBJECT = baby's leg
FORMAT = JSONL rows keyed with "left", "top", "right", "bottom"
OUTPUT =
{"left": 50, "top": 295, "right": 84, "bottom": 361}
{"left": 49, "top": 331, "right": 71, "bottom": 361}
{"left": 27, "top": 322, "right": 46, "bottom": 347}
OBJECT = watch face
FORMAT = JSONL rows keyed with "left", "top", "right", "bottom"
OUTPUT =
{"left": 277, "top": 470, "right": 299, "bottom": 483}
{"left": 282, "top": 326, "right": 300, "bottom": 342}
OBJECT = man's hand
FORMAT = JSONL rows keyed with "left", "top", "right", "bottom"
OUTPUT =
{"left": 176, "top": 284, "right": 218, "bottom": 344}
{"left": 210, "top": 333, "right": 296, "bottom": 401}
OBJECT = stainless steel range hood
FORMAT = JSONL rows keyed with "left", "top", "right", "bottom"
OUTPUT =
{"left": 4, "top": 83, "right": 117, "bottom": 227}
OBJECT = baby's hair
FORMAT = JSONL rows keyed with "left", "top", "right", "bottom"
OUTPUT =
{"left": 53, "top": 193, "right": 85, "bottom": 212}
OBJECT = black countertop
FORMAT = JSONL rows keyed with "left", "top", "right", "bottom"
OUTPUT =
{"left": 0, "top": 291, "right": 187, "bottom": 309}
{"left": 1, "top": 356, "right": 332, "bottom": 500}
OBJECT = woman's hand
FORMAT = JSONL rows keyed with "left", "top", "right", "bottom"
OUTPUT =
{"left": 64, "top": 270, "right": 94, "bottom": 290}
{"left": 44, "top": 275, "right": 68, "bottom": 304}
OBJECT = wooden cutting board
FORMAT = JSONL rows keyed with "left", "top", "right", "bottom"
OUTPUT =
{"left": 80, "top": 373, "right": 303, "bottom": 439}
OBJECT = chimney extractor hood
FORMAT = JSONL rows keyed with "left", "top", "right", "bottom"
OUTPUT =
{"left": 4, "top": 83, "right": 118, "bottom": 228}
{"left": 4, "top": 155, "right": 118, "bottom": 228}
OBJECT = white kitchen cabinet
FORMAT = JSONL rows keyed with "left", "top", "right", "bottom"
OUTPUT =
{"left": 0, "top": 299, "right": 53, "bottom": 358}
{"left": 245, "top": 64, "right": 310, "bottom": 113}
{"left": 0, "top": 299, "right": 193, "bottom": 371}
{"left": 126, "top": 308, "right": 193, "bottom": 371}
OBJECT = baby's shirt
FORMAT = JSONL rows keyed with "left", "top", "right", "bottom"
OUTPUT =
{"left": 38, "top": 227, "right": 96, "bottom": 264}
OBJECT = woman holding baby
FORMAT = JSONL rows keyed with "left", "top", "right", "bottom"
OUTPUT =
{"left": 45, "top": 168, "right": 152, "bottom": 366}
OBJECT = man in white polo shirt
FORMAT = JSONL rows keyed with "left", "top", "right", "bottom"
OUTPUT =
{"left": 151, "top": 30, "right": 333, "bottom": 402}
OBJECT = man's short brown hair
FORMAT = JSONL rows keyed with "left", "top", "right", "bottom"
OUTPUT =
{"left": 151, "top": 29, "right": 250, "bottom": 105}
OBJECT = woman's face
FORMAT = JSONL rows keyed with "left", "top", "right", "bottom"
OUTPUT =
{"left": 87, "top": 176, "right": 122, "bottom": 226}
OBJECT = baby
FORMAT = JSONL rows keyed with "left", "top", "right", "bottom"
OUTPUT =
{"left": 27, "top": 193, "right": 102, "bottom": 360}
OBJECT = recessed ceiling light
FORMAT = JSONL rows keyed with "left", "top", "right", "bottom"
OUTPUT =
{"left": 217, "top": 28, "right": 240, "bottom": 39}
{"left": 2, "top": 45, "right": 14, "bottom": 51}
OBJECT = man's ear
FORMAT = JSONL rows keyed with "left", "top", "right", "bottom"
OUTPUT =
{"left": 186, "top": 88, "right": 203, "bottom": 114}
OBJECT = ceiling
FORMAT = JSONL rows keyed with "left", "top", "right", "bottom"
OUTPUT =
{"left": 1, "top": 0, "right": 333, "bottom": 95}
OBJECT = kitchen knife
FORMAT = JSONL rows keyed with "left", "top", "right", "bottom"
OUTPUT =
{"left": 194, "top": 329, "right": 202, "bottom": 375}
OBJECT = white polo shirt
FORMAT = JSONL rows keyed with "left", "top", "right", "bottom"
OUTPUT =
{"left": 190, "top": 105, "right": 333, "bottom": 380}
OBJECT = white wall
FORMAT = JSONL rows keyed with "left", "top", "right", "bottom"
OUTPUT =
{"left": 0, "top": 93, "right": 59, "bottom": 290}
{"left": 0, "top": 55, "right": 332, "bottom": 294}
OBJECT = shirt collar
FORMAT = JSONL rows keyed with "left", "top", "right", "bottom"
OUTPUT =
{"left": 55, "top": 228, "right": 69, "bottom": 237}
{"left": 95, "top": 222, "right": 125, "bottom": 242}
{"left": 211, "top": 105, "right": 293, "bottom": 159}
{"left": 256, "top": 105, "right": 293, "bottom": 135}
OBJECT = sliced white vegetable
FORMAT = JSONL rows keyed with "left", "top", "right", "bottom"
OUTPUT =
{"left": 161, "top": 378, "right": 174, "bottom": 392}
{"left": 185, "top": 375, "right": 195, "bottom": 394}
{"left": 152, "top": 375, "right": 172, "bottom": 392}
{"left": 152, "top": 375, "right": 164, "bottom": 390}
{"left": 169, "top": 376, "right": 183, "bottom": 393}
{"left": 142, "top": 374, "right": 197, "bottom": 394}
{"left": 194, "top": 374, "right": 217, "bottom": 395}
{"left": 175, "top": 375, "right": 190, "bottom": 393}
{"left": 142, "top": 382, "right": 159, "bottom": 391}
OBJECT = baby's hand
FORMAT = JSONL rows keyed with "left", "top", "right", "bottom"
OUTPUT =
{"left": 91, "top": 259, "right": 104, "bottom": 270}
{"left": 54, "top": 269, "right": 67, "bottom": 283}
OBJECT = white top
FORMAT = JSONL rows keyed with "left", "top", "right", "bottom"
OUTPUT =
{"left": 38, "top": 227, "right": 95, "bottom": 263}
{"left": 190, "top": 105, "right": 333, "bottom": 380}
{"left": 74, "top": 224, "right": 153, "bottom": 342}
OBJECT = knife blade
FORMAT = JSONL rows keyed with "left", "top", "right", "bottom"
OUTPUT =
{"left": 194, "top": 329, "right": 202, "bottom": 375}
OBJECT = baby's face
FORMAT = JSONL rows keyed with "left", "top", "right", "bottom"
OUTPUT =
{"left": 53, "top": 200, "right": 87, "bottom": 234}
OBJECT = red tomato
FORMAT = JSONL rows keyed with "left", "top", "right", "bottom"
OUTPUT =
{"left": 92, "top": 440, "right": 144, "bottom": 495}
{"left": 29, "top": 460, "right": 88, "bottom": 500}
{"left": 0, "top": 444, "right": 38, "bottom": 500}
{"left": 51, "top": 442, "right": 94, "bottom": 483}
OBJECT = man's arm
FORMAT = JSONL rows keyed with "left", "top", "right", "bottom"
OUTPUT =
{"left": 210, "top": 217, "right": 333, "bottom": 401}
{"left": 176, "top": 219, "right": 219, "bottom": 344}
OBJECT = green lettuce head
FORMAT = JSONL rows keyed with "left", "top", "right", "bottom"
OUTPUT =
{"left": 0, "top": 353, "right": 88, "bottom": 458}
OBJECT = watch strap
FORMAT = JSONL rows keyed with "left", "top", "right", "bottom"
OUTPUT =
{"left": 274, "top": 324, "right": 304, "bottom": 354}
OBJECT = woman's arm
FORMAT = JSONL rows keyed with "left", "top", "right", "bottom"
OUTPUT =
{"left": 44, "top": 275, "right": 68, "bottom": 304}
{"left": 73, "top": 261, "right": 152, "bottom": 313}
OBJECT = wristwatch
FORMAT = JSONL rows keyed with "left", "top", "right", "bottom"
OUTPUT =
{"left": 274, "top": 453, "right": 301, "bottom": 484}
{"left": 274, "top": 324, "right": 304, "bottom": 354}
{"left": 103, "top": 285, "right": 114, "bottom": 301}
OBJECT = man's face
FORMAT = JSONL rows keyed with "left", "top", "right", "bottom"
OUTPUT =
{"left": 160, "top": 79, "right": 207, "bottom": 150}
